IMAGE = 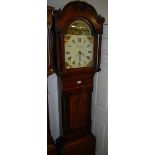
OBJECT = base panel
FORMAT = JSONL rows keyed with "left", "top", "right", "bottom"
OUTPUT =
{"left": 61, "top": 134, "right": 96, "bottom": 155}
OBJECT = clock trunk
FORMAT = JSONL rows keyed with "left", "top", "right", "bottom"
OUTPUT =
{"left": 57, "top": 73, "right": 95, "bottom": 155}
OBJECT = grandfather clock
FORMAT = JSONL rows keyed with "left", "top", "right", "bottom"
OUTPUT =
{"left": 52, "top": 1, "right": 104, "bottom": 155}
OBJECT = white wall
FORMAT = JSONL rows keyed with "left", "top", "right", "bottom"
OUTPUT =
{"left": 48, "top": 74, "right": 60, "bottom": 140}
{"left": 47, "top": 0, "right": 108, "bottom": 24}
{"left": 91, "top": 25, "right": 108, "bottom": 155}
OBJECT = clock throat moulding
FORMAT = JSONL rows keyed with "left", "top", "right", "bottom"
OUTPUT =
{"left": 51, "top": 1, "right": 105, "bottom": 155}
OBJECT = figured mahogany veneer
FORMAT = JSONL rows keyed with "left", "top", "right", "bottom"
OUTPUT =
{"left": 69, "top": 93, "right": 88, "bottom": 129}
{"left": 62, "top": 74, "right": 93, "bottom": 90}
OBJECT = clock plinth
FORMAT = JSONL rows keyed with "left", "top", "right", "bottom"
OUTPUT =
{"left": 61, "top": 134, "right": 95, "bottom": 155}
{"left": 52, "top": 1, "right": 105, "bottom": 155}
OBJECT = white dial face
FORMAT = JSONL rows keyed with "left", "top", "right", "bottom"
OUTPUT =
{"left": 64, "top": 35, "right": 94, "bottom": 69}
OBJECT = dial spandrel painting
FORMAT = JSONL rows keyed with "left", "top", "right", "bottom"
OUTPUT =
{"left": 64, "top": 20, "right": 94, "bottom": 69}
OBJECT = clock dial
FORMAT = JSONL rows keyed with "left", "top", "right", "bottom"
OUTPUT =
{"left": 64, "top": 20, "right": 94, "bottom": 69}
{"left": 65, "top": 35, "right": 93, "bottom": 68}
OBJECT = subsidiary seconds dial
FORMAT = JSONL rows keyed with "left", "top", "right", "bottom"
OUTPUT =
{"left": 65, "top": 35, "right": 94, "bottom": 68}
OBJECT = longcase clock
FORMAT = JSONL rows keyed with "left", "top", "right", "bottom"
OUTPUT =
{"left": 51, "top": 1, "right": 105, "bottom": 155}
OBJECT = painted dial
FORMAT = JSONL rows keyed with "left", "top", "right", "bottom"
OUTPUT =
{"left": 64, "top": 20, "right": 94, "bottom": 69}
{"left": 65, "top": 35, "right": 93, "bottom": 68}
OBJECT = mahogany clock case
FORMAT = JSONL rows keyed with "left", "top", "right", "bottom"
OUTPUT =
{"left": 51, "top": 1, "right": 105, "bottom": 155}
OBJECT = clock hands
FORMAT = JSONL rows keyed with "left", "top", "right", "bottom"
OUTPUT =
{"left": 78, "top": 51, "right": 81, "bottom": 67}
{"left": 65, "top": 35, "right": 92, "bottom": 68}
{"left": 79, "top": 51, "right": 90, "bottom": 60}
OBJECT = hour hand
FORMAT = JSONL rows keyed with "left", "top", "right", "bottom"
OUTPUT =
{"left": 78, "top": 51, "right": 81, "bottom": 66}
